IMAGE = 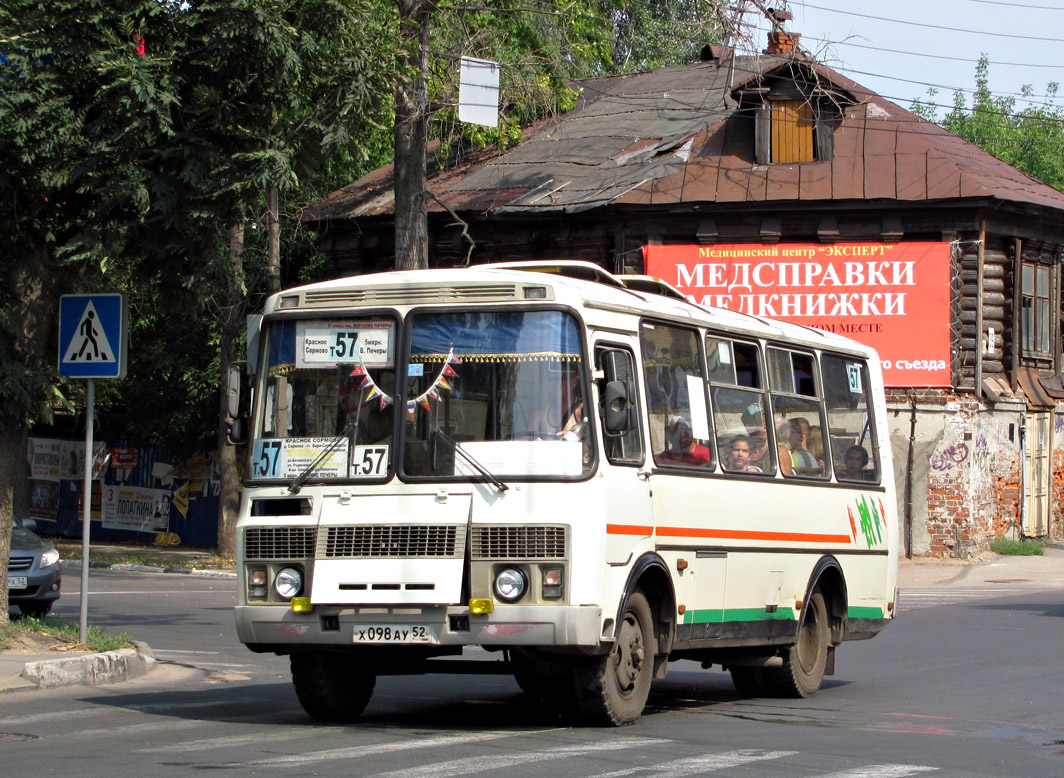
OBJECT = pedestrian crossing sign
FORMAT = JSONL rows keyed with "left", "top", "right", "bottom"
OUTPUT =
{"left": 58, "top": 294, "right": 128, "bottom": 379}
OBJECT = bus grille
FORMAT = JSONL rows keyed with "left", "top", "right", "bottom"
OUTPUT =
{"left": 302, "top": 284, "right": 519, "bottom": 307}
{"left": 244, "top": 527, "right": 316, "bottom": 560}
{"left": 320, "top": 525, "right": 466, "bottom": 558}
{"left": 471, "top": 526, "right": 568, "bottom": 559}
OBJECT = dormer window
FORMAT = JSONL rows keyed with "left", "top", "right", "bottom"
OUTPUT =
{"left": 734, "top": 66, "right": 851, "bottom": 165}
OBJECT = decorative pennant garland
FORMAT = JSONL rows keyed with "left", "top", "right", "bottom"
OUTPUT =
{"left": 406, "top": 350, "right": 461, "bottom": 416}
{"left": 347, "top": 349, "right": 461, "bottom": 417}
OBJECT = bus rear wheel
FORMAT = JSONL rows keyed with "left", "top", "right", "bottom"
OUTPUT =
{"left": 574, "top": 590, "right": 654, "bottom": 726}
{"left": 291, "top": 651, "right": 376, "bottom": 721}
{"left": 763, "top": 589, "right": 829, "bottom": 698}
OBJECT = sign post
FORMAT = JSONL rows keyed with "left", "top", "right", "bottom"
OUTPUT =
{"left": 58, "top": 294, "right": 127, "bottom": 642}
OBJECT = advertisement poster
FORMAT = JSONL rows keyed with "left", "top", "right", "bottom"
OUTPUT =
{"left": 102, "top": 485, "right": 172, "bottom": 533}
{"left": 644, "top": 242, "right": 951, "bottom": 387}
{"left": 28, "top": 438, "right": 109, "bottom": 480}
{"left": 28, "top": 438, "right": 62, "bottom": 480}
{"left": 28, "top": 479, "right": 59, "bottom": 520}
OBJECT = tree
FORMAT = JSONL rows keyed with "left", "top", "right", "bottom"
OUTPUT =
{"left": 0, "top": 0, "right": 394, "bottom": 618}
{"left": 388, "top": 0, "right": 726, "bottom": 269}
{"left": 0, "top": 0, "right": 185, "bottom": 625}
{"left": 910, "top": 55, "right": 1064, "bottom": 193}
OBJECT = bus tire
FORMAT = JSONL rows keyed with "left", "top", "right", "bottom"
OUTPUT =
{"left": 574, "top": 590, "right": 654, "bottom": 726}
{"left": 290, "top": 651, "right": 376, "bottom": 721}
{"left": 729, "top": 666, "right": 766, "bottom": 697}
{"left": 763, "top": 589, "right": 829, "bottom": 698}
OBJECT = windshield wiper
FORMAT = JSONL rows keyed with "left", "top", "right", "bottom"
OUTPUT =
{"left": 288, "top": 419, "right": 356, "bottom": 494}
{"left": 434, "top": 428, "right": 509, "bottom": 492}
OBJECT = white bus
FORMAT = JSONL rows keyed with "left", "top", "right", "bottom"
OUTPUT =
{"left": 234, "top": 261, "right": 898, "bottom": 726}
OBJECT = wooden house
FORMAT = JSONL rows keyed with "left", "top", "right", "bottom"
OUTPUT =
{"left": 304, "top": 33, "right": 1064, "bottom": 557}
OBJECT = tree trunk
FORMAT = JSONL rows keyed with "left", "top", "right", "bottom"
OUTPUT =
{"left": 216, "top": 216, "right": 246, "bottom": 560}
{"left": 393, "top": 1, "right": 432, "bottom": 270}
{"left": 0, "top": 244, "right": 67, "bottom": 624}
{"left": 266, "top": 185, "right": 281, "bottom": 293}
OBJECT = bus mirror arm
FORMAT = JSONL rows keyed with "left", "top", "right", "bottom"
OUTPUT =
{"left": 603, "top": 380, "right": 632, "bottom": 435}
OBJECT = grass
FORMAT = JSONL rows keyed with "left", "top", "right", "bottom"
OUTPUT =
{"left": 0, "top": 615, "right": 133, "bottom": 653}
{"left": 989, "top": 537, "right": 1047, "bottom": 556}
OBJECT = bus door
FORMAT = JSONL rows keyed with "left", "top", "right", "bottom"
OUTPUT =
{"left": 638, "top": 322, "right": 726, "bottom": 634}
{"left": 594, "top": 340, "right": 652, "bottom": 564}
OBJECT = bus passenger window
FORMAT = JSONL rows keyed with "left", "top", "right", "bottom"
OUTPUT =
{"left": 640, "top": 323, "right": 713, "bottom": 469}
{"left": 707, "top": 335, "right": 773, "bottom": 475}
{"left": 768, "top": 347, "right": 828, "bottom": 479}
{"left": 822, "top": 355, "right": 879, "bottom": 483}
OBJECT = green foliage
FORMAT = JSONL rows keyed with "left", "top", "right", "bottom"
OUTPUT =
{"left": 594, "top": 0, "right": 724, "bottom": 75}
{"left": 0, "top": 616, "right": 132, "bottom": 653}
{"left": 911, "top": 56, "right": 1064, "bottom": 193}
{"left": 989, "top": 536, "right": 1047, "bottom": 556}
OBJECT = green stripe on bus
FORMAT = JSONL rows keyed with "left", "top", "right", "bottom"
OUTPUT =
{"left": 682, "top": 608, "right": 797, "bottom": 624}
{"left": 847, "top": 606, "right": 885, "bottom": 619}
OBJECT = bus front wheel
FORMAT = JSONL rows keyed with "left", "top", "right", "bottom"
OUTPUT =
{"left": 574, "top": 590, "right": 655, "bottom": 726}
{"left": 763, "top": 589, "right": 829, "bottom": 698}
{"left": 291, "top": 651, "right": 376, "bottom": 721}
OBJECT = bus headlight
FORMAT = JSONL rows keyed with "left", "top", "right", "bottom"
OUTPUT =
{"left": 274, "top": 567, "right": 304, "bottom": 600}
{"left": 493, "top": 567, "right": 527, "bottom": 603}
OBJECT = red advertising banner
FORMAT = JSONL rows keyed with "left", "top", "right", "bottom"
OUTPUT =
{"left": 644, "top": 242, "right": 951, "bottom": 387}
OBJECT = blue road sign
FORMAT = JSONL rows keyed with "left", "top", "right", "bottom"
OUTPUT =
{"left": 58, "top": 294, "right": 128, "bottom": 379}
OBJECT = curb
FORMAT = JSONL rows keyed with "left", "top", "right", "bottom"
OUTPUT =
{"left": 20, "top": 641, "right": 156, "bottom": 690}
{"left": 63, "top": 559, "right": 237, "bottom": 579}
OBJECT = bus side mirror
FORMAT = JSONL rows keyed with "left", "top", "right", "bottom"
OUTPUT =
{"left": 226, "top": 363, "right": 249, "bottom": 445}
{"left": 603, "top": 380, "right": 632, "bottom": 434}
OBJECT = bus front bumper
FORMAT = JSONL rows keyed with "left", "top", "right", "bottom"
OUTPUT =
{"left": 235, "top": 603, "right": 604, "bottom": 652}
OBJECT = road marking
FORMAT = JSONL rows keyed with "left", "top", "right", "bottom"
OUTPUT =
{"left": 144, "top": 728, "right": 346, "bottom": 754}
{"left": 899, "top": 587, "right": 1048, "bottom": 610}
{"left": 819, "top": 766, "right": 938, "bottom": 777}
{"left": 379, "top": 738, "right": 665, "bottom": 778}
{"left": 588, "top": 749, "right": 798, "bottom": 777}
{"left": 229, "top": 730, "right": 556, "bottom": 768}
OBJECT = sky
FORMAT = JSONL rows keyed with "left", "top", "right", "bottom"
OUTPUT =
{"left": 738, "top": 0, "right": 1064, "bottom": 116}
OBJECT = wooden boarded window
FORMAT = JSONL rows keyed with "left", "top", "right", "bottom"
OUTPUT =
{"left": 771, "top": 100, "right": 815, "bottom": 163}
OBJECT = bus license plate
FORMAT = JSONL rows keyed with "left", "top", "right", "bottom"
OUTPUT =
{"left": 8, "top": 576, "right": 28, "bottom": 589}
{"left": 353, "top": 625, "right": 436, "bottom": 644}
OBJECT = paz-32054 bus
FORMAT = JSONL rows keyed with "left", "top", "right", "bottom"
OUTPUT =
{"left": 233, "top": 261, "right": 897, "bottom": 726}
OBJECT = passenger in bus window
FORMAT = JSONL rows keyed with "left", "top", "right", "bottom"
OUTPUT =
{"left": 526, "top": 365, "right": 585, "bottom": 440}
{"left": 741, "top": 406, "right": 778, "bottom": 474}
{"left": 787, "top": 418, "right": 821, "bottom": 475}
{"left": 841, "top": 445, "right": 870, "bottom": 481}
{"left": 725, "top": 436, "right": 761, "bottom": 472}
{"left": 808, "top": 425, "right": 825, "bottom": 467}
{"left": 660, "top": 416, "right": 711, "bottom": 466}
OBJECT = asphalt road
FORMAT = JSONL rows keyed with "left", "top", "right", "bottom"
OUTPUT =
{"left": 2, "top": 568, "right": 1063, "bottom": 777}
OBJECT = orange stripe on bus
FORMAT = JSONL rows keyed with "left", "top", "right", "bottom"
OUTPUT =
{"left": 655, "top": 526, "right": 852, "bottom": 544}
{"left": 607, "top": 524, "right": 655, "bottom": 536}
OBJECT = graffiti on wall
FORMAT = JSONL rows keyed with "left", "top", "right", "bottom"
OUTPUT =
{"left": 930, "top": 442, "right": 969, "bottom": 472}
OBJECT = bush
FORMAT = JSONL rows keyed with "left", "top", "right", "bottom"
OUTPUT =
{"left": 989, "top": 537, "right": 1046, "bottom": 556}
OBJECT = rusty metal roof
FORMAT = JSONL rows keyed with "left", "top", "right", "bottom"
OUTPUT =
{"left": 305, "top": 54, "right": 1064, "bottom": 222}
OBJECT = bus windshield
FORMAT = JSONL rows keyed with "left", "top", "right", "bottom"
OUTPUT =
{"left": 251, "top": 316, "right": 398, "bottom": 481}
{"left": 403, "top": 309, "right": 592, "bottom": 479}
